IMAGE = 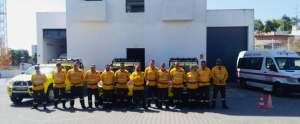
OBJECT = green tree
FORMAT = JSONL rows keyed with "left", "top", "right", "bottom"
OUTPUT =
{"left": 255, "top": 19, "right": 264, "bottom": 35}
{"left": 291, "top": 17, "right": 300, "bottom": 25}
{"left": 263, "top": 19, "right": 280, "bottom": 34}
{"left": 280, "top": 14, "right": 292, "bottom": 32}
{"left": 10, "top": 49, "right": 30, "bottom": 66}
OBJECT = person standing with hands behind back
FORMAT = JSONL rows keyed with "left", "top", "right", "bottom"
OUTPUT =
{"left": 211, "top": 59, "right": 229, "bottom": 109}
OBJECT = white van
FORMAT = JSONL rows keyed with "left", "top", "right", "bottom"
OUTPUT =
{"left": 236, "top": 50, "right": 300, "bottom": 96}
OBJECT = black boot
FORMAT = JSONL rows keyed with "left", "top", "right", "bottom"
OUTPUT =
{"left": 212, "top": 101, "right": 216, "bottom": 109}
{"left": 43, "top": 104, "right": 47, "bottom": 110}
{"left": 154, "top": 99, "right": 159, "bottom": 108}
{"left": 147, "top": 99, "right": 151, "bottom": 107}
{"left": 62, "top": 101, "right": 66, "bottom": 109}
{"left": 173, "top": 102, "right": 178, "bottom": 109}
{"left": 115, "top": 101, "right": 120, "bottom": 109}
{"left": 142, "top": 101, "right": 147, "bottom": 110}
{"left": 178, "top": 101, "right": 182, "bottom": 109}
{"left": 88, "top": 102, "right": 93, "bottom": 109}
{"left": 199, "top": 101, "right": 204, "bottom": 109}
{"left": 188, "top": 101, "right": 193, "bottom": 109}
{"left": 80, "top": 100, "right": 86, "bottom": 109}
{"left": 54, "top": 101, "right": 58, "bottom": 109}
{"left": 69, "top": 100, "right": 74, "bottom": 109}
{"left": 95, "top": 102, "right": 99, "bottom": 109}
{"left": 158, "top": 101, "right": 162, "bottom": 109}
{"left": 165, "top": 100, "right": 170, "bottom": 109}
{"left": 205, "top": 101, "right": 211, "bottom": 109}
{"left": 131, "top": 103, "right": 135, "bottom": 109}
{"left": 222, "top": 100, "right": 229, "bottom": 109}
{"left": 126, "top": 101, "right": 131, "bottom": 109}
{"left": 31, "top": 105, "right": 37, "bottom": 109}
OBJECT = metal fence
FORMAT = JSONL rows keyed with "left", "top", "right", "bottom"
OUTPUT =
{"left": 255, "top": 37, "right": 300, "bottom": 54}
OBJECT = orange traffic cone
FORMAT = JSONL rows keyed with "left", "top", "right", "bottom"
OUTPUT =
{"left": 266, "top": 94, "right": 273, "bottom": 109}
{"left": 258, "top": 94, "right": 265, "bottom": 108}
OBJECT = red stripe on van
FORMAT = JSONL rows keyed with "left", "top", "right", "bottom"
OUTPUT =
{"left": 237, "top": 71, "right": 286, "bottom": 78}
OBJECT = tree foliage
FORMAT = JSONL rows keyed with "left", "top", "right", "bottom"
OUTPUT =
{"left": 263, "top": 19, "right": 280, "bottom": 34}
{"left": 255, "top": 19, "right": 264, "bottom": 35}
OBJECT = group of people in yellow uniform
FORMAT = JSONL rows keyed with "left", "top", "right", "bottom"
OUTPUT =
{"left": 30, "top": 59, "right": 229, "bottom": 110}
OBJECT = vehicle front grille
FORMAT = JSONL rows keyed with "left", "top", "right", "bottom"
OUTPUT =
{"left": 14, "top": 81, "right": 32, "bottom": 86}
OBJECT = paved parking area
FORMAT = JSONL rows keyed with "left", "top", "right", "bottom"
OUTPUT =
{"left": 1, "top": 78, "right": 300, "bottom": 124}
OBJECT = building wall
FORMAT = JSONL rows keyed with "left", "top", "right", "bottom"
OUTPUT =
{"left": 36, "top": 12, "right": 66, "bottom": 63}
{"left": 66, "top": 0, "right": 207, "bottom": 70}
{"left": 31, "top": 45, "right": 37, "bottom": 55}
{"left": 207, "top": 9, "right": 254, "bottom": 50}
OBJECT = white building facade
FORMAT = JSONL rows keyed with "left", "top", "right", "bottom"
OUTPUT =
{"left": 37, "top": 0, "right": 254, "bottom": 82}
{"left": 31, "top": 45, "right": 37, "bottom": 55}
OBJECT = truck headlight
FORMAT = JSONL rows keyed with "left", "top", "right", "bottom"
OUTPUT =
{"left": 285, "top": 76, "right": 297, "bottom": 83}
{"left": 6, "top": 79, "right": 14, "bottom": 86}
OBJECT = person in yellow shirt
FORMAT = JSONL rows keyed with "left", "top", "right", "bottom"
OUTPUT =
{"left": 170, "top": 61, "right": 186, "bottom": 109}
{"left": 85, "top": 65, "right": 101, "bottom": 109}
{"left": 157, "top": 62, "right": 170, "bottom": 109}
{"left": 196, "top": 61, "right": 211, "bottom": 109}
{"left": 145, "top": 60, "right": 159, "bottom": 108}
{"left": 31, "top": 65, "right": 48, "bottom": 109}
{"left": 115, "top": 62, "right": 130, "bottom": 109}
{"left": 186, "top": 65, "right": 198, "bottom": 109}
{"left": 130, "top": 64, "right": 147, "bottom": 109}
{"left": 67, "top": 63, "right": 86, "bottom": 109}
{"left": 52, "top": 62, "right": 67, "bottom": 109}
{"left": 211, "top": 59, "right": 229, "bottom": 109}
{"left": 101, "top": 64, "right": 116, "bottom": 109}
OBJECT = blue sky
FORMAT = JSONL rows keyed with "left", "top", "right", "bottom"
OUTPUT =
{"left": 7, "top": 0, "right": 300, "bottom": 55}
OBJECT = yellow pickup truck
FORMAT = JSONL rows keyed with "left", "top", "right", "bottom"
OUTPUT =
{"left": 6, "top": 58, "right": 84, "bottom": 103}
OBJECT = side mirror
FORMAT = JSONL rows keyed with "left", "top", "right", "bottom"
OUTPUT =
{"left": 21, "top": 71, "right": 25, "bottom": 74}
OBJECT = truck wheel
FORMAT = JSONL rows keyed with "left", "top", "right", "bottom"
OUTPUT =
{"left": 10, "top": 96, "right": 23, "bottom": 103}
{"left": 240, "top": 79, "right": 248, "bottom": 89}
{"left": 46, "top": 86, "right": 55, "bottom": 102}
{"left": 273, "top": 84, "right": 286, "bottom": 97}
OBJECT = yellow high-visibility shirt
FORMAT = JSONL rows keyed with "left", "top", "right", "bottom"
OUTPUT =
{"left": 211, "top": 65, "right": 228, "bottom": 85}
{"left": 170, "top": 67, "right": 185, "bottom": 88}
{"left": 144, "top": 66, "right": 159, "bottom": 86}
{"left": 186, "top": 71, "right": 198, "bottom": 89}
{"left": 157, "top": 69, "right": 170, "bottom": 89}
{"left": 101, "top": 70, "right": 115, "bottom": 90}
{"left": 196, "top": 67, "right": 211, "bottom": 86}
{"left": 31, "top": 72, "right": 48, "bottom": 91}
{"left": 115, "top": 69, "right": 130, "bottom": 89}
{"left": 52, "top": 69, "right": 67, "bottom": 88}
{"left": 67, "top": 69, "right": 85, "bottom": 87}
{"left": 85, "top": 70, "right": 101, "bottom": 89}
{"left": 131, "top": 71, "right": 145, "bottom": 90}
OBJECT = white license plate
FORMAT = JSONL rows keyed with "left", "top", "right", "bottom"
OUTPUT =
{"left": 15, "top": 87, "right": 27, "bottom": 91}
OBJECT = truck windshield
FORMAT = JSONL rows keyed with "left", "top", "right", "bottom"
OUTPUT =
{"left": 275, "top": 57, "right": 300, "bottom": 70}
{"left": 110, "top": 66, "right": 135, "bottom": 74}
{"left": 25, "top": 66, "right": 56, "bottom": 75}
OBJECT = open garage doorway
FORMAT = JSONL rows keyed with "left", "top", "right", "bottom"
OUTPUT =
{"left": 42, "top": 29, "right": 67, "bottom": 62}
{"left": 127, "top": 48, "right": 145, "bottom": 71}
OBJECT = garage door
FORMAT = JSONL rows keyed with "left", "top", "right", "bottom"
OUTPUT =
{"left": 207, "top": 27, "right": 248, "bottom": 83}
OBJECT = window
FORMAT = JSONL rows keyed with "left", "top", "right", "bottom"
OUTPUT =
{"left": 126, "top": 0, "right": 144, "bottom": 13}
{"left": 238, "top": 57, "right": 263, "bottom": 70}
{"left": 266, "top": 58, "right": 274, "bottom": 69}
{"left": 64, "top": 66, "right": 72, "bottom": 72}
{"left": 274, "top": 57, "right": 300, "bottom": 70}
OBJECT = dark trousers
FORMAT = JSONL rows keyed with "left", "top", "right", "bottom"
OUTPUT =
{"left": 88, "top": 88, "right": 99, "bottom": 107}
{"left": 187, "top": 89, "right": 197, "bottom": 102}
{"left": 117, "top": 88, "right": 128, "bottom": 103}
{"left": 212, "top": 85, "right": 226, "bottom": 101}
{"left": 132, "top": 90, "right": 145, "bottom": 104}
{"left": 70, "top": 86, "right": 85, "bottom": 107}
{"left": 158, "top": 88, "right": 168, "bottom": 102}
{"left": 54, "top": 87, "right": 66, "bottom": 106}
{"left": 198, "top": 86, "right": 210, "bottom": 102}
{"left": 147, "top": 86, "right": 158, "bottom": 103}
{"left": 173, "top": 88, "right": 183, "bottom": 104}
{"left": 33, "top": 89, "right": 46, "bottom": 107}
{"left": 103, "top": 90, "right": 114, "bottom": 105}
